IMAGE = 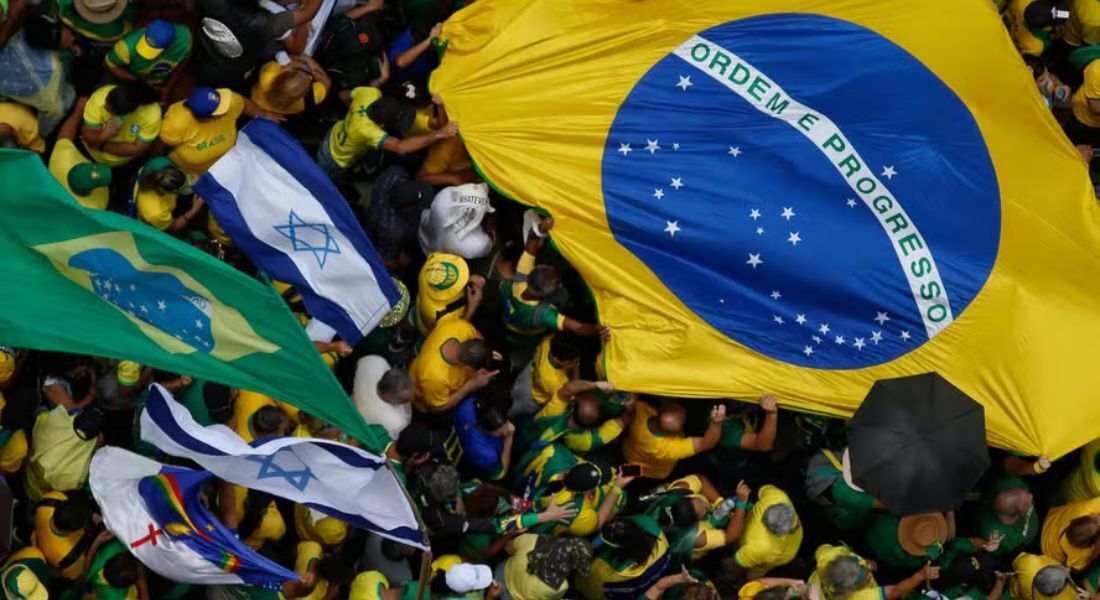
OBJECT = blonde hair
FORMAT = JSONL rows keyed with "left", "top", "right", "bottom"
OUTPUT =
{"left": 268, "top": 69, "right": 313, "bottom": 111}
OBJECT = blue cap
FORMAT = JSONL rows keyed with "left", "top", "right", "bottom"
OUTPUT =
{"left": 185, "top": 86, "right": 230, "bottom": 118}
{"left": 137, "top": 19, "right": 175, "bottom": 59}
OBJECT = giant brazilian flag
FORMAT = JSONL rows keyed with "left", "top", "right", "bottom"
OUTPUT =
{"left": 0, "top": 149, "right": 380, "bottom": 446}
{"left": 432, "top": 0, "right": 1100, "bottom": 456}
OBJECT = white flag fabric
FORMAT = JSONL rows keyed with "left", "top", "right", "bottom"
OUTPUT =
{"left": 140, "top": 384, "right": 428, "bottom": 549}
{"left": 88, "top": 447, "right": 297, "bottom": 587}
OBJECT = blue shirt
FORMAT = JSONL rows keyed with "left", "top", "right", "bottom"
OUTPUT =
{"left": 454, "top": 397, "right": 504, "bottom": 478}
{"left": 387, "top": 29, "right": 438, "bottom": 88}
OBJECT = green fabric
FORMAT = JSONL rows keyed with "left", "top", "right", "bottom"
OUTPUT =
{"left": 1084, "top": 561, "right": 1100, "bottom": 593}
{"left": 501, "top": 280, "right": 562, "bottom": 336}
{"left": 106, "top": 24, "right": 191, "bottom": 83}
{"left": 57, "top": 0, "right": 133, "bottom": 41}
{"left": 864, "top": 513, "right": 924, "bottom": 570}
{"left": 975, "top": 475, "right": 1037, "bottom": 557}
{"left": 136, "top": 156, "right": 177, "bottom": 182}
{"left": 1068, "top": 45, "right": 1100, "bottom": 71}
{"left": 82, "top": 539, "right": 130, "bottom": 600}
{"left": 823, "top": 475, "right": 875, "bottom": 531}
{"left": 703, "top": 416, "right": 750, "bottom": 470}
{"left": 0, "top": 149, "right": 384, "bottom": 448}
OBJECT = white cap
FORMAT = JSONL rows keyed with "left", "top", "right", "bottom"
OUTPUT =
{"left": 445, "top": 564, "right": 493, "bottom": 594}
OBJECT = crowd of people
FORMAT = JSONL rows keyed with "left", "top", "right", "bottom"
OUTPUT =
{"left": 0, "top": 0, "right": 1099, "bottom": 598}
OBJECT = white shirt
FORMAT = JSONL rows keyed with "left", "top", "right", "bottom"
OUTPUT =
{"left": 352, "top": 356, "right": 411, "bottom": 439}
{"left": 417, "top": 183, "right": 494, "bottom": 259}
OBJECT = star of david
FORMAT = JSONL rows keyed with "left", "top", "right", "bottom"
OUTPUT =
{"left": 245, "top": 449, "right": 315, "bottom": 492}
{"left": 273, "top": 211, "right": 341, "bottom": 269}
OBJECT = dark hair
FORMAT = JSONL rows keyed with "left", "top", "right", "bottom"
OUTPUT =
{"left": 658, "top": 497, "right": 699, "bottom": 528}
{"left": 204, "top": 384, "right": 234, "bottom": 424}
{"left": 73, "top": 408, "right": 104, "bottom": 441}
{"left": 456, "top": 339, "right": 491, "bottom": 369}
{"left": 317, "top": 554, "right": 357, "bottom": 585}
{"left": 429, "top": 569, "right": 457, "bottom": 597}
{"left": 52, "top": 494, "right": 94, "bottom": 532}
{"left": 549, "top": 333, "right": 582, "bottom": 363}
{"left": 941, "top": 550, "right": 996, "bottom": 595}
{"left": 1066, "top": 515, "right": 1100, "bottom": 548}
{"left": 0, "top": 132, "right": 17, "bottom": 149}
{"left": 475, "top": 396, "right": 508, "bottom": 432}
{"left": 601, "top": 517, "right": 657, "bottom": 566}
{"left": 681, "top": 584, "right": 719, "bottom": 600}
{"left": 106, "top": 82, "right": 158, "bottom": 116}
{"left": 1022, "top": 54, "right": 1045, "bottom": 79}
{"left": 395, "top": 422, "right": 438, "bottom": 458}
{"left": 103, "top": 552, "right": 141, "bottom": 588}
{"left": 141, "top": 165, "right": 186, "bottom": 194}
{"left": 1024, "top": 1, "right": 1056, "bottom": 28}
{"left": 237, "top": 489, "right": 275, "bottom": 541}
{"left": 368, "top": 97, "right": 414, "bottom": 135}
{"left": 251, "top": 405, "right": 288, "bottom": 437}
{"left": 712, "top": 557, "right": 750, "bottom": 600}
{"left": 23, "top": 17, "right": 62, "bottom": 50}
{"left": 1, "top": 388, "right": 38, "bottom": 432}
{"left": 527, "top": 265, "right": 561, "bottom": 299}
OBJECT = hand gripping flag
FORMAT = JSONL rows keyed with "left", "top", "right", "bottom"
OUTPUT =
{"left": 431, "top": 0, "right": 1100, "bottom": 456}
{"left": 0, "top": 149, "right": 376, "bottom": 445}
{"left": 141, "top": 384, "right": 428, "bottom": 549}
{"left": 88, "top": 447, "right": 298, "bottom": 587}
{"left": 194, "top": 119, "right": 400, "bottom": 345}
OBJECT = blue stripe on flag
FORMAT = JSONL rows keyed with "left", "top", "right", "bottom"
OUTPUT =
{"left": 303, "top": 501, "right": 426, "bottom": 546}
{"left": 147, "top": 386, "right": 228, "bottom": 456}
{"left": 248, "top": 436, "right": 385, "bottom": 469}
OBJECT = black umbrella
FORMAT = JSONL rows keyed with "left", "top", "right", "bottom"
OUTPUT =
{"left": 847, "top": 372, "right": 990, "bottom": 516}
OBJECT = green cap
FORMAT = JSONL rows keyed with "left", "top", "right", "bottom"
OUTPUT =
{"left": 67, "top": 163, "right": 112, "bottom": 196}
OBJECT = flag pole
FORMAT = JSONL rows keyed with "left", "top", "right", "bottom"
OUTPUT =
{"left": 384, "top": 461, "right": 433, "bottom": 600}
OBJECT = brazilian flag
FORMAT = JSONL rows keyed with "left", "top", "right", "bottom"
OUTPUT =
{"left": 0, "top": 149, "right": 381, "bottom": 447}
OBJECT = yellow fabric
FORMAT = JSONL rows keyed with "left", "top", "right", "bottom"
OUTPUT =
{"left": 421, "top": 136, "right": 472, "bottom": 175}
{"left": 809, "top": 545, "right": 884, "bottom": 600}
{"left": 251, "top": 61, "right": 329, "bottom": 115}
{"left": 32, "top": 491, "right": 85, "bottom": 580}
{"left": 24, "top": 407, "right": 97, "bottom": 503}
{"left": 531, "top": 336, "right": 570, "bottom": 407}
{"left": 1066, "top": 0, "right": 1100, "bottom": 46}
{"left": 1074, "top": 60, "right": 1100, "bottom": 129}
{"left": 159, "top": 92, "right": 246, "bottom": 175}
{"left": 49, "top": 140, "right": 109, "bottom": 210}
{"left": 1063, "top": 437, "right": 1100, "bottom": 501}
{"left": 577, "top": 534, "right": 669, "bottom": 600}
{"left": 328, "top": 86, "right": 388, "bottom": 168}
{"left": 82, "top": 85, "right": 162, "bottom": 166}
{"left": 0, "top": 393, "right": 27, "bottom": 474}
{"left": 431, "top": 0, "right": 1100, "bottom": 458}
{"left": 409, "top": 106, "right": 435, "bottom": 136}
{"left": 1040, "top": 497, "right": 1100, "bottom": 570}
{"left": 739, "top": 581, "right": 768, "bottom": 600}
{"left": 733, "top": 485, "right": 802, "bottom": 576}
{"left": 232, "top": 390, "right": 277, "bottom": 443}
{"left": 233, "top": 486, "right": 286, "bottom": 550}
{"left": 1003, "top": 0, "right": 1046, "bottom": 56}
{"left": 136, "top": 184, "right": 176, "bottom": 231}
{"left": 295, "top": 503, "right": 348, "bottom": 546}
{"left": 1010, "top": 554, "right": 1079, "bottom": 600}
{"left": 622, "top": 402, "right": 696, "bottom": 479}
{"left": 415, "top": 252, "right": 470, "bottom": 337}
{"left": 504, "top": 534, "right": 569, "bottom": 600}
{"left": 295, "top": 541, "right": 330, "bottom": 600}
{"left": 349, "top": 571, "right": 390, "bottom": 600}
{"left": 0, "top": 103, "right": 45, "bottom": 152}
{"left": 0, "top": 351, "right": 13, "bottom": 383}
{"left": 539, "top": 487, "right": 602, "bottom": 536}
{"left": 564, "top": 418, "right": 624, "bottom": 453}
{"left": 409, "top": 318, "right": 479, "bottom": 410}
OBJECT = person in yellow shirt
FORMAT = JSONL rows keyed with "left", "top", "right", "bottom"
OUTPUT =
{"left": 32, "top": 490, "right": 95, "bottom": 580}
{"left": 652, "top": 476, "right": 751, "bottom": 561}
{"left": 0, "top": 102, "right": 46, "bottom": 152}
{"left": 528, "top": 334, "right": 580, "bottom": 409}
{"left": 49, "top": 99, "right": 112, "bottom": 210}
{"left": 317, "top": 85, "right": 458, "bottom": 177}
{"left": 622, "top": 401, "right": 726, "bottom": 480}
{"left": 158, "top": 86, "right": 278, "bottom": 177}
{"left": 416, "top": 103, "right": 476, "bottom": 186}
{"left": 0, "top": 388, "right": 33, "bottom": 475}
{"left": 810, "top": 544, "right": 939, "bottom": 600}
{"left": 415, "top": 252, "right": 484, "bottom": 338}
{"left": 294, "top": 541, "right": 331, "bottom": 600}
{"left": 501, "top": 533, "right": 593, "bottom": 600}
{"left": 1003, "top": 0, "right": 1059, "bottom": 57}
{"left": 533, "top": 462, "right": 629, "bottom": 538}
{"left": 1062, "top": 437, "right": 1100, "bottom": 501}
{"left": 79, "top": 82, "right": 162, "bottom": 166}
{"left": 251, "top": 56, "right": 332, "bottom": 116}
{"left": 132, "top": 156, "right": 204, "bottom": 233}
{"left": 1041, "top": 497, "right": 1100, "bottom": 570}
{"left": 578, "top": 515, "right": 670, "bottom": 600}
{"left": 732, "top": 485, "right": 802, "bottom": 577}
{"left": 1065, "top": 0, "right": 1100, "bottom": 47}
{"left": 231, "top": 389, "right": 289, "bottom": 443}
{"left": 409, "top": 318, "right": 498, "bottom": 414}
{"left": 1070, "top": 60, "right": 1100, "bottom": 146}
{"left": 295, "top": 502, "right": 348, "bottom": 547}
{"left": 1010, "top": 554, "right": 1078, "bottom": 600}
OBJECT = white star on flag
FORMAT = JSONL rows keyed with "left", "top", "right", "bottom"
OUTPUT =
{"left": 672, "top": 143, "right": 680, "bottom": 150}
{"left": 664, "top": 221, "right": 680, "bottom": 236}
{"left": 834, "top": 335, "right": 845, "bottom": 345}
{"left": 871, "top": 331, "right": 883, "bottom": 344}
{"left": 853, "top": 338, "right": 866, "bottom": 350}
{"left": 645, "top": 139, "right": 660, "bottom": 154}
{"left": 749, "top": 209, "right": 761, "bottom": 220}
{"left": 755, "top": 227, "right": 764, "bottom": 235}
{"left": 882, "top": 165, "right": 898, "bottom": 180}
{"left": 195, "top": 320, "right": 204, "bottom": 329}
{"left": 781, "top": 207, "right": 796, "bottom": 220}
{"left": 819, "top": 323, "right": 831, "bottom": 334}
{"left": 846, "top": 199, "right": 857, "bottom": 208}
{"left": 770, "top": 291, "right": 782, "bottom": 300}
{"left": 653, "top": 188, "right": 665, "bottom": 199}
{"left": 728, "top": 146, "right": 742, "bottom": 157}
{"left": 900, "top": 330, "right": 912, "bottom": 341}
{"left": 157, "top": 300, "right": 167, "bottom": 311}
{"left": 803, "top": 346, "right": 814, "bottom": 356}
{"left": 812, "top": 335, "right": 823, "bottom": 344}
{"left": 676, "top": 75, "right": 693, "bottom": 91}
{"left": 618, "top": 143, "right": 632, "bottom": 156}
{"left": 773, "top": 315, "right": 784, "bottom": 324}
{"left": 746, "top": 253, "right": 763, "bottom": 268}
{"left": 670, "top": 177, "right": 683, "bottom": 190}
{"left": 874, "top": 311, "right": 891, "bottom": 325}
{"left": 129, "top": 284, "right": 137, "bottom": 291}
{"left": 787, "top": 232, "right": 801, "bottom": 246}
{"left": 795, "top": 314, "right": 807, "bottom": 325}
{"left": 140, "top": 305, "right": 148, "bottom": 313}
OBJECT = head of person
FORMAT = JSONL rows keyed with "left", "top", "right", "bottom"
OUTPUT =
{"left": 185, "top": 87, "right": 234, "bottom": 121}
{"left": 436, "top": 564, "right": 492, "bottom": 597}
{"left": 52, "top": 493, "right": 94, "bottom": 533}
{"left": 712, "top": 557, "right": 751, "bottom": 599}
{"left": 250, "top": 405, "right": 289, "bottom": 438}
{"left": 754, "top": 587, "right": 797, "bottom": 600}
{"left": 73, "top": 407, "right": 104, "bottom": 442}
{"left": 658, "top": 496, "right": 701, "bottom": 528}
{"left": 268, "top": 68, "right": 314, "bottom": 110}
{"left": 657, "top": 402, "right": 687, "bottom": 435}
{"left": 377, "top": 368, "right": 413, "bottom": 406}
{"left": 1023, "top": 1, "right": 1058, "bottom": 32}
{"left": 824, "top": 555, "right": 869, "bottom": 596}
{"left": 456, "top": 339, "right": 492, "bottom": 371}
{"left": 474, "top": 394, "right": 509, "bottom": 435}
{"left": 941, "top": 550, "right": 996, "bottom": 595}
{"left": 574, "top": 393, "right": 602, "bottom": 427}
{"left": 992, "top": 488, "right": 1033, "bottom": 524}
{"left": 204, "top": 383, "right": 235, "bottom": 424}
{"left": 762, "top": 503, "right": 798, "bottom": 536}
{"left": 0, "top": 126, "right": 18, "bottom": 149}
{"left": 105, "top": 82, "right": 157, "bottom": 116}
{"left": 140, "top": 164, "right": 186, "bottom": 195}
{"left": 395, "top": 422, "right": 439, "bottom": 466}
{"left": 102, "top": 552, "right": 141, "bottom": 589}
{"left": 527, "top": 535, "right": 593, "bottom": 589}
{"left": 526, "top": 265, "right": 562, "bottom": 300}
{"left": 600, "top": 517, "right": 658, "bottom": 567}
{"left": 73, "top": 0, "right": 128, "bottom": 26}
{"left": 1033, "top": 565, "right": 1071, "bottom": 598}
{"left": 1065, "top": 514, "right": 1100, "bottom": 549}
{"left": 681, "top": 584, "right": 719, "bottom": 600}
{"left": 67, "top": 163, "right": 112, "bottom": 198}
{"left": 0, "top": 388, "right": 38, "bottom": 433}
{"left": 24, "top": 16, "right": 77, "bottom": 52}
{"left": 548, "top": 333, "right": 582, "bottom": 370}
{"left": 316, "top": 555, "right": 357, "bottom": 588}
{"left": 138, "top": 20, "right": 176, "bottom": 60}
{"left": 368, "top": 97, "right": 416, "bottom": 136}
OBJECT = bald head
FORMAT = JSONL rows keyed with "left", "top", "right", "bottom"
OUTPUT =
{"left": 992, "top": 488, "right": 1032, "bottom": 523}
{"left": 658, "top": 403, "right": 686, "bottom": 434}
{"left": 575, "top": 394, "right": 601, "bottom": 427}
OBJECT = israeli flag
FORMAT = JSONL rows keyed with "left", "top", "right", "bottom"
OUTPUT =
{"left": 194, "top": 119, "right": 399, "bottom": 345}
{"left": 140, "top": 384, "right": 428, "bottom": 549}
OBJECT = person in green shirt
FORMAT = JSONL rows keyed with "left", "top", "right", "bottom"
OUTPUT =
{"left": 865, "top": 512, "right": 953, "bottom": 570}
{"left": 935, "top": 544, "right": 1008, "bottom": 600}
{"left": 804, "top": 446, "right": 881, "bottom": 532}
{"left": 60, "top": 537, "right": 146, "bottom": 600}
{"left": 105, "top": 19, "right": 191, "bottom": 89}
{"left": 57, "top": 0, "right": 133, "bottom": 43}
{"left": 975, "top": 474, "right": 1038, "bottom": 557}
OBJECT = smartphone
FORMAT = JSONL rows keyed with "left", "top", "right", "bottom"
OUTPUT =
{"left": 619, "top": 464, "right": 643, "bottom": 477}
